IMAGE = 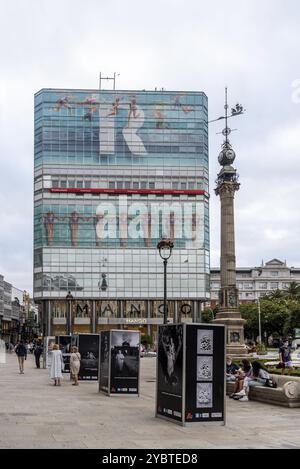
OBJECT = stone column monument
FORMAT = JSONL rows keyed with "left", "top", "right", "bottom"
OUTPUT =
{"left": 213, "top": 88, "right": 246, "bottom": 355}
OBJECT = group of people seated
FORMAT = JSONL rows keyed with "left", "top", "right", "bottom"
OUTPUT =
{"left": 226, "top": 356, "right": 273, "bottom": 401}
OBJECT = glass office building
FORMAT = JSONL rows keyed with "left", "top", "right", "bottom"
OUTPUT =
{"left": 34, "top": 88, "right": 209, "bottom": 339}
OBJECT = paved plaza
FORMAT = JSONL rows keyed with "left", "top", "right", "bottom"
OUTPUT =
{"left": 0, "top": 353, "right": 299, "bottom": 449}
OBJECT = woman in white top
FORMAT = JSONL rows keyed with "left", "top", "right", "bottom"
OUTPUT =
{"left": 50, "top": 344, "right": 63, "bottom": 386}
{"left": 70, "top": 346, "right": 81, "bottom": 386}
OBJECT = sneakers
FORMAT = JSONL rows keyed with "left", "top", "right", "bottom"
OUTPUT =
{"left": 234, "top": 389, "right": 246, "bottom": 397}
{"left": 238, "top": 396, "right": 249, "bottom": 402}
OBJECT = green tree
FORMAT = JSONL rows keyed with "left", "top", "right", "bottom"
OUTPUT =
{"left": 283, "top": 282, "right": 300, "bottom": 300}
{"left": 240, "top": 299, "right": 288, "bottom": 341}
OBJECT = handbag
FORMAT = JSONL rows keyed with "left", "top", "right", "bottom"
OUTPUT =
{"left": 264, "top": 379, "right": 277, "bottom": 388}
{"left": 276, "top": 362, "right": 285, "bottom": 369}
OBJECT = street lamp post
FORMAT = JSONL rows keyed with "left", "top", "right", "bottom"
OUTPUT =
{"left": 257, "top": 298, "right": 262, "bottom": 345}
{"left": 157, "top": 238, "right": 174, "bottom": 324}
{"left": 66, "top": 291, "right": 73, "bottom": 335}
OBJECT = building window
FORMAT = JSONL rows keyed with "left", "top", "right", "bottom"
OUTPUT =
{"left": 188, "top": 181, "right": 195, "bottom": 189}
{"left": 52, "top": 180, "right": 59, "bottom": 188}
{"left": 149, "top": 182, "right": 155, "bottom": 189}
{"left": 244, "top": 283, "right": 253, "bottom": 290}
{"left": 259, "top": 283, "right": 267, "bottom": 289}
{"left": 271, "top": 271, "right": 279, "bottom": 277}
{"left": 172, "top": 181, "right": 179, "bottom": 189}
{"left": 270, "top": 282, "right": 279, "bottom": 289}
{"left": 124, "top": 181, "right": 131, "bottom": 189}
{"left": 109, "top": 181, "right": 115, "bottom": 189}
{"left": 76, "top": 180, "right": 83, "bottom": 188}
{"left": 181, "top": 182, "right": 187, "bottom": 189}
{"left": 116, "top": 181, "right": 123, "bottom": 189}
{"left": 60, "top": 180, "right": 67, "bottom": 188}
{"left": 68, "top": 180, "right": 75, "bottom": 188}
{"left": 141, "top": 181, "right": 147, "bottom": 189}
{"left": 133, "top": 182, "right": 139, "bottom": 189}
{"left": 85, "top": 180, "right": 91, "bottom": 189}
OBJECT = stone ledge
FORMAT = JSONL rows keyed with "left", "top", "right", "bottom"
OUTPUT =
{"left": 226, "top": 375, "right": 300, "bottom": 408}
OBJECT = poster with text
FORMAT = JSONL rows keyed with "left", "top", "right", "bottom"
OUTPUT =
{"left": 185, "top": 325, "right": 225, "bottom": 423}
{"left": 110, "top": 330, "right": 140, "bottom": 394}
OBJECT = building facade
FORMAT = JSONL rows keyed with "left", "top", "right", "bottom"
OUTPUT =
{"left": 34, "top": 88, "right": 210, "bottom": 340}
{"left": 0, "top": 276, "right": 23, "bottom": 343}
{"left": 210, "top": 259, "right": 300, "bottom": 307}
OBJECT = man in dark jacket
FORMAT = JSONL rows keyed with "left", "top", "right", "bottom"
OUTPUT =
{"left": 34, "top": 343, "right": 43, "bottom": 368}
{"left": 15, "top": 341, "right": 27, "bottom": 373}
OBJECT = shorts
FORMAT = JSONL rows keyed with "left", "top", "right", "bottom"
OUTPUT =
{"left": 226, "top": 375, "right": 237, "bottom": 382}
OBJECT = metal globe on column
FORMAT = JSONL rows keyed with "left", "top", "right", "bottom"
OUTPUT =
{"left": 211, "top": 88, "right": 246, "bottom": 356}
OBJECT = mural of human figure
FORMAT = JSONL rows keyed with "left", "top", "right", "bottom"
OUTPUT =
{"left": 43, "top": 211, "right": 59, "bottom": 246}
{"left": 126, "top": 97, "right": 140, "bottom": 127}
{"left": 81, "top": 96, "right": 98, "bottom": 121}
{"left": 173, "top": 94, "right": 193, "bottom": 113}
{"left": 69, "top": 211, "right": 94, "bottom": 247}
{"left": 170, "top": 211, "right": 175, "bottom": 242}
{"left": 154, "top": 105, "right": 167, "bottom": 129}
{"left": 54, "top": 96, "right": 73, "bottom": 112}
{"left": 106, "top": 97, "right": 121, "bottom": 117}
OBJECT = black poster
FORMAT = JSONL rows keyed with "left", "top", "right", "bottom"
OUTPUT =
{"left": 99, "top": 331, "right": 110, "bottom": 392}
{"left": 78, "top": 334, "right": 99, "bottom": 380}
{"left": 185, "top": 325, "right": 225, "bottom": 423}
{"left": 156, "top": 324, "right": 183, "bottom": 422}
{"left": 110, "top": 331, "right": 140, "bottom": 394}
{"left": 56, "top": 335, "right": 71, "bottom": 372}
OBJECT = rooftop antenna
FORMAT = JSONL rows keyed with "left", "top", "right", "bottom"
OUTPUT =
{"left": 99, "top": 72, "right": 120, "bottom": 90}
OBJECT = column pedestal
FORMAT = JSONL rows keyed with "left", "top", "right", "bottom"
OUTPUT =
{"left": 213, "top": 309, "right": 247, "bottom": 356}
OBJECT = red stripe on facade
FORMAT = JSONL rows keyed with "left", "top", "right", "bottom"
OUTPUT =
{"left": 49, "top": 188, "right": 206, "bottom": 196}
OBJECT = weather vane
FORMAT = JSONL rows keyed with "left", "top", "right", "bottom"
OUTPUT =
{"left": 209, "top": 87, "right": 245, "bottom": 168}
{"left": 209, "top": 87, "right": 245, "bottom": 136}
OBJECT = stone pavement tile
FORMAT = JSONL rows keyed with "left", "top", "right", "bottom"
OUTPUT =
{"left": 1, "top": 354, "right": 300, "bottom": 449}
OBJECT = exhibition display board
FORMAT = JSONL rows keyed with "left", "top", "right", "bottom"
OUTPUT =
{"left": 156, "top": 323, "right": 225, "bottom": 426}
{"left": 72, "top": 333, "right": 99, "bottom": 380}
{"left": 99, "top": 330, "right": 140, "bottom": 396}
{"left": 55, "top": 335, "right": 71, "bottom": 372}
{"left": 43, "top": 336, "right": 55, "bottom": 368}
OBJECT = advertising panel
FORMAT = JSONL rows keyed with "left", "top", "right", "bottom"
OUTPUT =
{"left": 99, "top": 331, "right": 110, "bottom": 392}
{"left": 110, "top": 330, "right": 140, "bottom": 395}
{"left": 77, "top": 334, "right": 99, "bottom": 380}
{"left": 156, "top": 324, "right": 183, "bottom": 422}
{"left": 185, "top": 325, "right": 225, "bottom": 423}
{"left": 56, "top": 335, "right": 71, "bottom": 372}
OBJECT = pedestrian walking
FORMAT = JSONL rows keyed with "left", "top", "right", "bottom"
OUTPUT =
{"left": 34, "top": 342, "right": 43, "bottom": 369}
{"left": 50, "top": 344, "right": 63, "bottom": 386}
{"left": 15, "top": 340, "right": 27, "bottom": 374}
{"left": 70, "top": 346, "right": 81, "bottom": 386}
{"left": 278, "top": 339, "right": 293, "bottom": 375}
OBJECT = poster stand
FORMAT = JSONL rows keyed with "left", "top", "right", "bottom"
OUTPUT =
{"left": 99, "top": 330, "right": 140, "bottom": 397}
{"left": 55, "top": 335, "right": 72, "bottom": 372}
{"left": 43, "top": 336, "right": 55, "bottom": 369}
{"left": 72, "top": 333, "right": 99, "bottom": 380}
{"left": 155, "top": 323, "right": 226, "bottom": 426}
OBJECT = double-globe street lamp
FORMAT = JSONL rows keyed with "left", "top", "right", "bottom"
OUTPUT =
{"left": 157, "top": 238, "right": 174, "bottom": 324}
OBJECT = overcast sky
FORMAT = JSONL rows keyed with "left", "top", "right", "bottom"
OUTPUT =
{"left": 1, "top": 0, "right": 300, "bottom": 293}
